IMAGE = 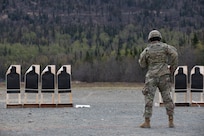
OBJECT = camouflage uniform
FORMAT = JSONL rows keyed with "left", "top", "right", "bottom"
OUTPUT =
{"left": 139, "top": 32, "right": 178, "bottom": 118}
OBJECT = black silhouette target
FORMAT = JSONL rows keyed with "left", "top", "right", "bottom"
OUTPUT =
{"left": 41, "top": 66, "right": 55, "bottom": 93}
{"left": 191, "top": 67, "right": 203, "bottom": 92}
{"left": 58, "top": 67, "right": 71, "bottom": 93}
{"left": 175, "top": 67, "right": 187, "bottom": 92}
{"left": 7, "top": 66, "right": 20, "bottom": 93}
{"left": 25, "top": 66, "right": 39, "bottom": 93}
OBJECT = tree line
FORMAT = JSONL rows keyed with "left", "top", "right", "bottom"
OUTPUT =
{"left": 0, "top": 24, "right": 203, "bottom": 82}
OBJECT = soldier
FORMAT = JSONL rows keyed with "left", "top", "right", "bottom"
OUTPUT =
{"left": 138, "top": 30, "right": 178, "bottom": 128}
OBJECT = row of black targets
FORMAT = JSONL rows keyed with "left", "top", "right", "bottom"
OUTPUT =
{"left": 6, "top": 65, "right": 71, "bottom": 94}
{"left": 174, "top": 65, "right": 204, "bottom": 93}
{"left": 172, "top": 65, "right": 204, "bottom": 106}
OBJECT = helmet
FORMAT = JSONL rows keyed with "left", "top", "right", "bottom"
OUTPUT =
{"left": 148, "top": 30, "right": 162, "bottom": 41}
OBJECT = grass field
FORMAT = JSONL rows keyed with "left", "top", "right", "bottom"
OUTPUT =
{"left": 0, "top": 81, "right": 144, "bottom": 89}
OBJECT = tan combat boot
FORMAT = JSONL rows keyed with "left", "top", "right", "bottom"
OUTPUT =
{"left": 140, "top": 118, "right": 151, "bottom": 128}
{"left": 169, "top": 116, "right": 174, "bottom": 128}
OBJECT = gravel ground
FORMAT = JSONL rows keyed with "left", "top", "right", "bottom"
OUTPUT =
{"left": 0, "top": 85, "right": 204, "bottom": 136}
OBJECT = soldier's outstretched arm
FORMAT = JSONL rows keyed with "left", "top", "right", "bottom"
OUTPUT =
{"left": 168, "top": 45, "right": 178, "bottom": 74}
{"left": 139, "top": 49, "right": 148, "bottom": 68}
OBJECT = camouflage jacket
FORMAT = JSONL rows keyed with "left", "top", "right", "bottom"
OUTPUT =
{"left": 139, "top": 41, "right": 178, "bottom": 78}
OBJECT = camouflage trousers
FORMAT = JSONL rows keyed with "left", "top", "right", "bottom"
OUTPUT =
{"left": 142, "top": 74, "right": 174, "bottom": 118}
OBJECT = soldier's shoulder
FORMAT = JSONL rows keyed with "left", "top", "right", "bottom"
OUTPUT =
{"left": 167, "top": 44, "right": 177, "bottom": 51}
{"left": 143, "top": 45, "right": 150, "bottom": 51}
{"left": 160, "top": 42, "right": 168, "bottom": 47}
{"left": 162, "top": 43, "right": 177, "bottom": 51}
{"left": 140, "top": 46, "right": 149, "bottom": 56}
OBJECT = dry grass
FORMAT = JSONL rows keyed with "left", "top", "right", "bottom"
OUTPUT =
{"left": 71, "top": 81, "right": 144, "bottom": 88}
{"left": 0, "top": 81, "right": 144, "bottom": 88}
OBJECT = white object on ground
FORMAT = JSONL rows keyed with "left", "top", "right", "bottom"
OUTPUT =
{"left": 75, "top": 105, "right": 91, "bottom": 108}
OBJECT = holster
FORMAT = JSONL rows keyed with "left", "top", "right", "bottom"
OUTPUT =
{"left": 142, "top": 87, "right": 149, "bottom": 95}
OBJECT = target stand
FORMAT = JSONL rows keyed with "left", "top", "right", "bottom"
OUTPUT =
{"left": 6, "top": 65, "right": 22, "bottom": 108}
{"left": 56, "top": 65, "right": 73, "bottom": 108}
{"left": 190, "top": 66, "right": 204, "bottom": 107}
{"left": 23, "top": 65, "right": 40, "bottom": 108}
{"left": 40, "top": 65, "right": 56, "bottom": 108}
{"left": 173, "top": 66, "right": 190, "bottom": 106}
